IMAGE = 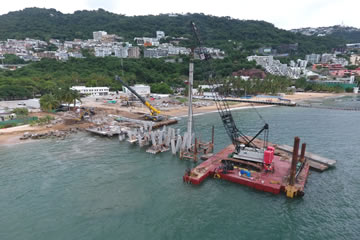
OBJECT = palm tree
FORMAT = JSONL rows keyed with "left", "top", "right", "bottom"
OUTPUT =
{"left": 69, "top": 89, "right": 82, "bottom": 108}
{"left": 39, "top": 94, "right": 59, "bottom": 112}
{"left": 197, "top": 86, "right": 203, "bottom": 96}
{"left": 55, "top": 88, "right": 73, "bottom": 110}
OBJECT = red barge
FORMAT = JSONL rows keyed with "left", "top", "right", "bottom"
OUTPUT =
{"left": 183, "top": 138, "right": 311, "bottom": 198}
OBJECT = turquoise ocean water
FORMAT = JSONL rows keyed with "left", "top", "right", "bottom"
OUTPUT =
{"left": 1, "top": 96, "right": 359, "bottom": 239}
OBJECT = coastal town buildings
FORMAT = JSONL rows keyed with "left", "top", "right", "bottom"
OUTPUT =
{"left": 247, "top": 55, "right": 306, "bottom": 79}
{"left": 0, "top": 30, "right": 223, "bottom": 62}
{"left": 93, "top": 31, "right": 107, "bottom": 41}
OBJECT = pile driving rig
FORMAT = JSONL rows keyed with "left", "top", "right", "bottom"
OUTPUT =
{"left": 190, "top": 21, "right": 274, "bottom": 169}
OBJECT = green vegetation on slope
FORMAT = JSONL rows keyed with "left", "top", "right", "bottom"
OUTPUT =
{"left": 0, "top": 53, "right": 261, "bottom": 100}
{"left": 0, "top": 8, "right": 351, "bottom": 100}
{"left": 0, "top": 8, "right": 346, "bottom": 54}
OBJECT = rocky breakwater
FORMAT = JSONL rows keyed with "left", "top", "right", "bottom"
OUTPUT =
{"left": 20, "top": 128, "right": 80, "bottom": 141}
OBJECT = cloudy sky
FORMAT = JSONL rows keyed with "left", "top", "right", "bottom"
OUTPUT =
{"left": 1, "top": 0, "right": 359, "bottom": 30}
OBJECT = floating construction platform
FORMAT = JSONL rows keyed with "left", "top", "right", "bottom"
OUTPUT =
{"left": 183, "top": 143, "right": 310, "bottom": 197}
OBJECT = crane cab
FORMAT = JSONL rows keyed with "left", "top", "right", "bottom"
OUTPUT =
{"left": 232, "top": 145, "right": 265, "bottom": 164}
{"left": 144, "top": 114, "right": 164, "bottom": 122}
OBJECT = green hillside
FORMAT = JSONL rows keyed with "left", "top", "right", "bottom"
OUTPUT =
{"left": 0, "top": 8, "right": 345, "bottom": 54}
{"left": 0, "top": 8, "right": 351, "bottom": 100}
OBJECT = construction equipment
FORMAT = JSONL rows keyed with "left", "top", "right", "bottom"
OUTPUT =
{"left": 77, "top": 107, "right": 95, "bottom": 121}
{"left": 190, "top": 21, "right": 270, "bottom": 164}
{"left": 115, "top": 76, "right": 165, "bottom": 121}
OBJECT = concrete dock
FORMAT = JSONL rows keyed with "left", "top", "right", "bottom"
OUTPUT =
{"left": 276, "top": 144, "right": 336, "bottom": 171}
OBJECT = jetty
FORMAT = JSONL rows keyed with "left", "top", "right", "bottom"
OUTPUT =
{"left": 224, "top": 97, "right": 297, "bottom": 106}
{"left": 86, "top": 115, "right": 178, "bottom": 138}
{"left": 194, "top": 96, "right": 296, "bottom": 107}
{"left": 296, "top": 104, "right": 360, "bottom": 111}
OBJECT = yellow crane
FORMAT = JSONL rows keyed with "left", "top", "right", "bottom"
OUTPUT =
{"left": 115, "top": 76, "right": 165, "bottom": 121}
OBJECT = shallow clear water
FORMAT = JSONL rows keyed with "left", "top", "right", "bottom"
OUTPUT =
{"left": 1, "top": 96, "right": 360, "bottom": 240}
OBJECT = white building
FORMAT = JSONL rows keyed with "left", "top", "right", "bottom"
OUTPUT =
{"left": 93, "top": 31, "right": 107, "bottom": 41}
{"left": 122, "top": 84, "right": 150, "bottom": 97}
{"left": 247, "top": 55, "right": 304, "bottom": 79}
{"left": 70, "top": 86, "right": 109, "bottom": 96}
{"left": 305, "top": 54, "right": 321, "bottom": 64}
{"left": 114, "top": 47, "right": 128, "bottom": 58}
{"left": 55, "top": 51, "right": 69, "bottom": 61}
{"left": 69, "top": 52, "right": 84, "bottom": 58}
{"left": 297, "top": 59, "right": 308, "bottom": 68}
{"left": 350, "top": 55, "right": 360, "bottom": 65}
{"left": 156, "top": 31, "right": 165, "bottom": 40}
{"left": 144, "top": 48, "right": 168, "bottom": 58}
{"left": 332, "top": 57, "right": 349, "bottom": 66}
{"left": 94, "top": 47, "right": 112, "bottom": 57}
{"left": 198, "top": 84, "right": 223, "bottom": 90}
{"left": 134, "top": 37, "right": 160, "bottom": 47}
{"left": 321, "top": 53, "right": 333, "bottom": 63}
{"left": 346, "top": 43, "right": 360, "bottom": 49}
{"left": 196, "top": 92, "right": 215, "bottom": 99}
{"left": 159, "top": 43, "right": 191, "bottom": 55}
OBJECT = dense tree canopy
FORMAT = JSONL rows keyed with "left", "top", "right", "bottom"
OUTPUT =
{"left": 0, "top": 8, "right": 352, "bottom": 100}
{"left": 2, "top": 54, "right": 26, "bottom": 64}
{"left": 0, "top": 8, "right": 348, "bottom": 54}
{"left": 0, "top": 54, "right": 261, "bottom": 99}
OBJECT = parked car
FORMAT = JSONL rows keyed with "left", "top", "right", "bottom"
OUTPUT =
{"left": 55, "top": 105, "right": 68, "bottom": 112}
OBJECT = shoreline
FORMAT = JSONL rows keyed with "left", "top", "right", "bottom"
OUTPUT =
{"left": 0, "top": 122, "right": 93, "bottom": 146}
{"left": 0, "top": 92, "right": 348, "bottom": 146}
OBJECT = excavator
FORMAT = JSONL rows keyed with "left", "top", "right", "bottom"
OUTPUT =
{"left": 115, "top": 76, "right": 165, "bottom": 122}
{"left": 76, "top": 107, "right": 95, "bottom": 121}
{"left": 190, "top": 21, "right": 271, "bottom": 165}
